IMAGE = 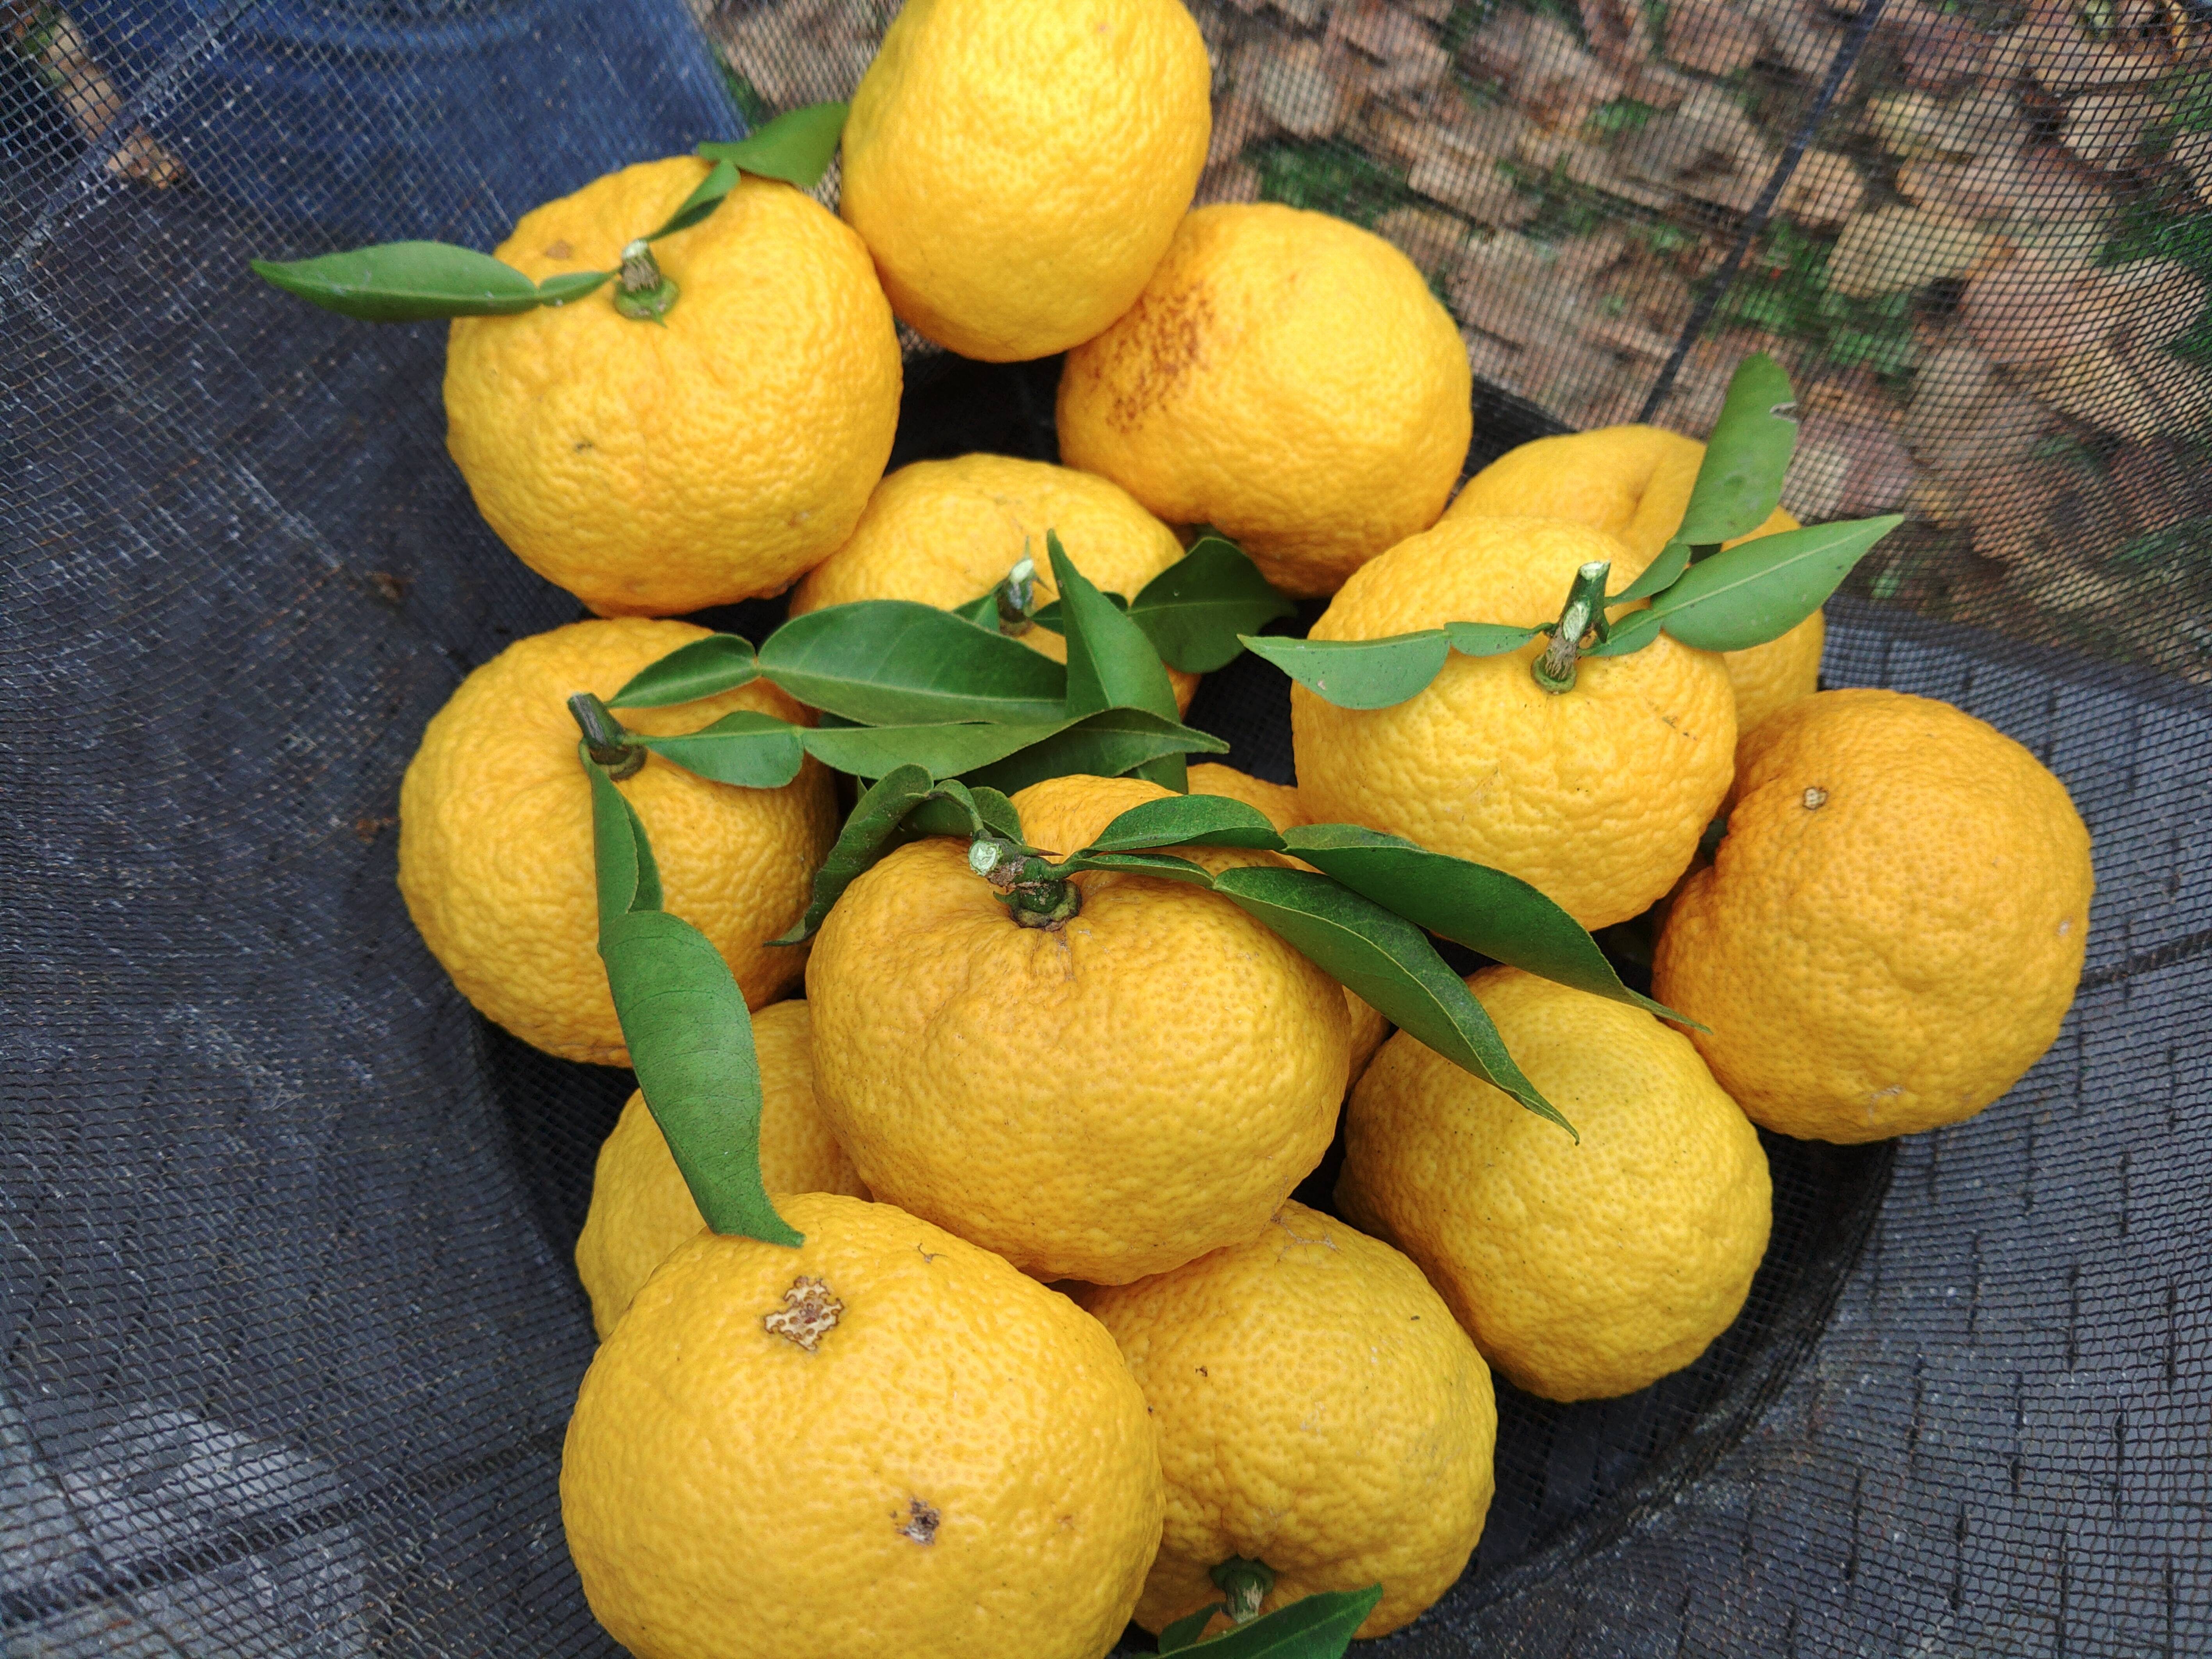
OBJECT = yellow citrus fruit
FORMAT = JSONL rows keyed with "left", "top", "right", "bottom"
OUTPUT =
{"left": 1185, "top": 763, "right": 1391, "bottom": 1078}
{"left": 839, "top": 0, "right": 1209, "bottom": 360}
{"left": 790, "top": 453, "right": 1197, "bottom": 711}
{"left": 1058, "top": 203, "right": 1472, "bottom": 599}
{"left": 1449, "top": 425, "right": 1823, "bottom": 731}
{"left": 1087, "top": 1201, "right": 1495, "bottom": 1641}
{"left": 574, "top": 1001, "right": 866, "bottom": 1338}
{"left": 397, "top": 618, "right": 835, "bottom": 1065}
{"left": 1653, "top": 689, "right": 2094, "bottom": 1142}
{"left": 1338, "top": 968, "right": 1772, "bottom": 1402}
{"left": 446, "top": 159, "right": 901, "bottom": 615}
{"left": 562, "top": 1192, "right": 1163, "bottom": 1659}
{"left": 1294, "top": 517, "right": 1737, "bottom": 931}
{"left": 807, "top": 774, "right": 1351, "bottom": 1283}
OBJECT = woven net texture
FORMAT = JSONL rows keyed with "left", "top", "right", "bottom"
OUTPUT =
{"left": 3, "top": 0, "right": 2208, "bottom": 1652}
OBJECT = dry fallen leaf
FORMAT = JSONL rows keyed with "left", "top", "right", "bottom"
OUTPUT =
{"left": 1826, "top": 205, "right": 1994, "bottom": 299}
{"left": 1664, "top": 0, "right": 1768, "bottom": 77}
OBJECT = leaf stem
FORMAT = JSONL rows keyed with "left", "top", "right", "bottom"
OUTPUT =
{"left": 612, "top": 239, "right": 679, "bottom": 322}
{"left": 1209, "top": 1558, "right": 1275, "bottom": 1626}
{"left": 1532, "top": 560, "right": 1613, "bottom": 696}
{"left": 967, "top": 835, "right": 1081, "bottom": 929}
{"left": 569, "top": 692, "right": 646, "bottom": 779}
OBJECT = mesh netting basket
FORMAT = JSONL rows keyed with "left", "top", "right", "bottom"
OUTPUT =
{"left": 4, "top": 0, "right": 2208, "bottom": 1651}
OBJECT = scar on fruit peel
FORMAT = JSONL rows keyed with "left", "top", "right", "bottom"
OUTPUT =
{"left": 1803, "top": 787, "right": 1829, "bottom": 809}
{"left": 899, "top": 1497, "right": 940, "bottom": 1545}
{"left": 763, "top": 1275, "right": 842, "bottom": 1350}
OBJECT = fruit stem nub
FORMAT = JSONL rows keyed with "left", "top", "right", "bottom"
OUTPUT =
{"left": 568, "top": 692, "right": 646, "bottom": 780}
{"left": 612, "top": 238, "right": 679, "bottom": 322}
{"left": 968, "top": 835, "right": 1081, "bottom": 929}
{"left": 1210, "top": 1558, "right": 1275, "bottom": 1626}
{"left": 1532, "top": 560, "right": 1613, "bottom": 695}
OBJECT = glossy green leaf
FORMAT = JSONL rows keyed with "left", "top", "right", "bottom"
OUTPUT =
{"left": 601, "top": 909, "right": 799, "bottom": 1244}
{"left": 646, "top": 156, "right": 740, "bottom": 241}
{"left": 1211, "top": 867, "right": 1570, "bottom": 1134}
{"left": 251, "top": 241, "right": 542, "bottom": 322}
{"left": 1238, "top": 632, "right": 1451, "bottom": 710}
{"left": 587, "top": 758, "right": 662, "bottom": 926}
{"left": 799, "top": 719, "right": 1067, "bottom": 781}
{"left": 1158, "top": 1605, "right": 1225, "bottom": 1653}
{"left": 607, "top": 633, "right": 760, "bottom": 708}
{"left": 1085, "top": 793, "right": 1284, "bottom": 853}
{"left": 757, "top": 601, "right": 1067, "bottom": 725}
{"left": 953, "top": 590, "right": 1004, "bottom": 630}
{"left": 1026, "top": 590, "right": 1128, "bottom": 632}
{"left": 536, "top": 269, "right": 614, "bottom": 306}
{"left": 773, "top": 765, "right": 938, "bottom": 944}
{"left": 1127, "top": 536, "right": 1297, "bottom": 672}
{"left": 1281, "top": 824, "right": 1691, "bottom": 1024}
{"left": 1049, "top": 531, "right": 1185, "bottom": 790}
{"left": 1650, "top": 515, "right": 1903, "bottom": 651}
{"left": 960, "top": 708, "right": 1227, "bottom": 797}
{"left": 1584, "top": 606, "right": 1663, "bottom": 658}
{"left": 1673, "top": 353, "right": 1798, "bottom": 549}
{"left": 1443, "top": 620, "right": 1544, "bottom": 658}
{"left": 696, "top": 100, "right": 849, "bottom": 188}
{"left": 1606, "top": 540, "right": 1693, "bottom": 607}
{"left": 633, "top": 709, "right": 805, "bottom": 788}
{"left": 585, "top": 764, "right": 796, "bottom": 1246}
{"left": 1160, "top": 1586, "right": 1385, "bottom": 1656}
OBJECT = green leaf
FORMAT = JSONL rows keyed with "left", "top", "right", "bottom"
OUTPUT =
{"left": 584, "top": 762, "right": 796, "bottom": 1246}
{"left": 1650, "top": 515, "right": 1903, "bottom": 652}
{"left": 799, "top": 719, "right": 1069, "bottom": 781}
{"left": 600, "top": 909, "right": 800, "bottom": 1246}
{"left": 1443, "top": 620, "right": 1544, "bottom": 658}
{"left": 1168, "top": 1586, "right": 1385, "bottom": 1656}
{"left": 696, "top": 99, "right": 849, "bottom": 189}
{"left": 1158, "top": 1605, "right": 1225, "bottom": 1653}
{"left": 586, "top": 760, "right": 662, "bottom": 926}
{"left": 1281, "top": 824, "right": 1693, "bottom": 1024}
{"left": 607, "top": 633, "right": 760, "bottom": 708}
{"left": 899, "top": 780, "right": 999, "bottom": 841}
{"left": 1211, "top": 867, "right": 1571, "bottom": 1135}
{"left": 1048, "top": 531, "right": 1186, "bottom": 790}
{"left": 1238, "top": 631, "right": 1452, "bottom": 710}
{"left": 970, "top": 785, "right": 1023, "bottom": 841}
{"left": 960, "top": 707, "right": 1227, "bottom": 797}
{"left": 1026, "top": 590, "right": 1129, "bottom": 632}
{"left": 1582, "top": 606, "right": 1663, "bottom": 658}
{"left": 1084, "top": 793, "right": 1285, "bottom": 853}
{"left": 773, "top": 765, "right": 939, "bottom": 944}
{"left": 953, "top": 591, "right": 1004, "bottom": 630}
{"left": 633, "top": 709, "right": 806, "bottom": 788}
{"left": 251, "top": 241, "right": 542, "bottom": 322}
{"left": 1127, "top": 536, "right": 1297, "bottom": 673}
{"left": 1607, "top": 539, "right": 1694, "bottom": 607}
{"left": 646, "top": 156, "right": 741, "bottom": 241}
{"left": 1672, "top": 353, "right": 1798, "bottom": 549}
{"left": 535, "top": 269, "right": 615, "bottom": 306}
{"left": 758, "top": 601, "right": 1068, "bottom": 725}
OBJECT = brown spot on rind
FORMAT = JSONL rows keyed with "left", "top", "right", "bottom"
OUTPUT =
{"left": 898, "top": 1497, "right": 940, "bottom": 1545}
{"left": 544, "top": 240, "right": 573, "bottom": 259}
{"left": 1104, "top": 283, "right": 1215, "bottom": 434}
{"left": 763, "top": 1275, "right": 843, "bottom": 1351}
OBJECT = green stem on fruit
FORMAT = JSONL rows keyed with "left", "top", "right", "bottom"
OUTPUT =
{"left": 995, "top": 551, "right": 1038, "bottom": 637}
{"left": 568, "top": 692, "right": 646, "bottom": 780}
{"left": 1209, "top": 1558, "right": 1275, "bottom": 1626}
{"left": 1532, "top": 560, "right": 1613, "bottom": 696}
{"left": 968, "top": 835, "right": 1081, "bottom": 929}
{"left": 612, "top": 239, "right": 679, "bottom": 322}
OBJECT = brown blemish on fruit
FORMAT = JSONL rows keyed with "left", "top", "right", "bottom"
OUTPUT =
{"left": 898, "top": 1497, "right": 940, "bottom": 1545}
{"left": 544, "top": 240, "right": 573, "bottom": 260}
{"left": 763, "top": 1275, "right": 843, "bottom": 1350}
{"left": 1105, "top": 283, "right": 1214, "bottom": 432}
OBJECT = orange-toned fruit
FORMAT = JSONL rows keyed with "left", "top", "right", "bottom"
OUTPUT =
{"left": 1654, "top": 689, "right": 2094, "bottom": 1141}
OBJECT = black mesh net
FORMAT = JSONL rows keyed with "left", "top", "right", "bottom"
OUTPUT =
{"left": 4, "top": 0, "right": 2208, "bottom": 1652}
